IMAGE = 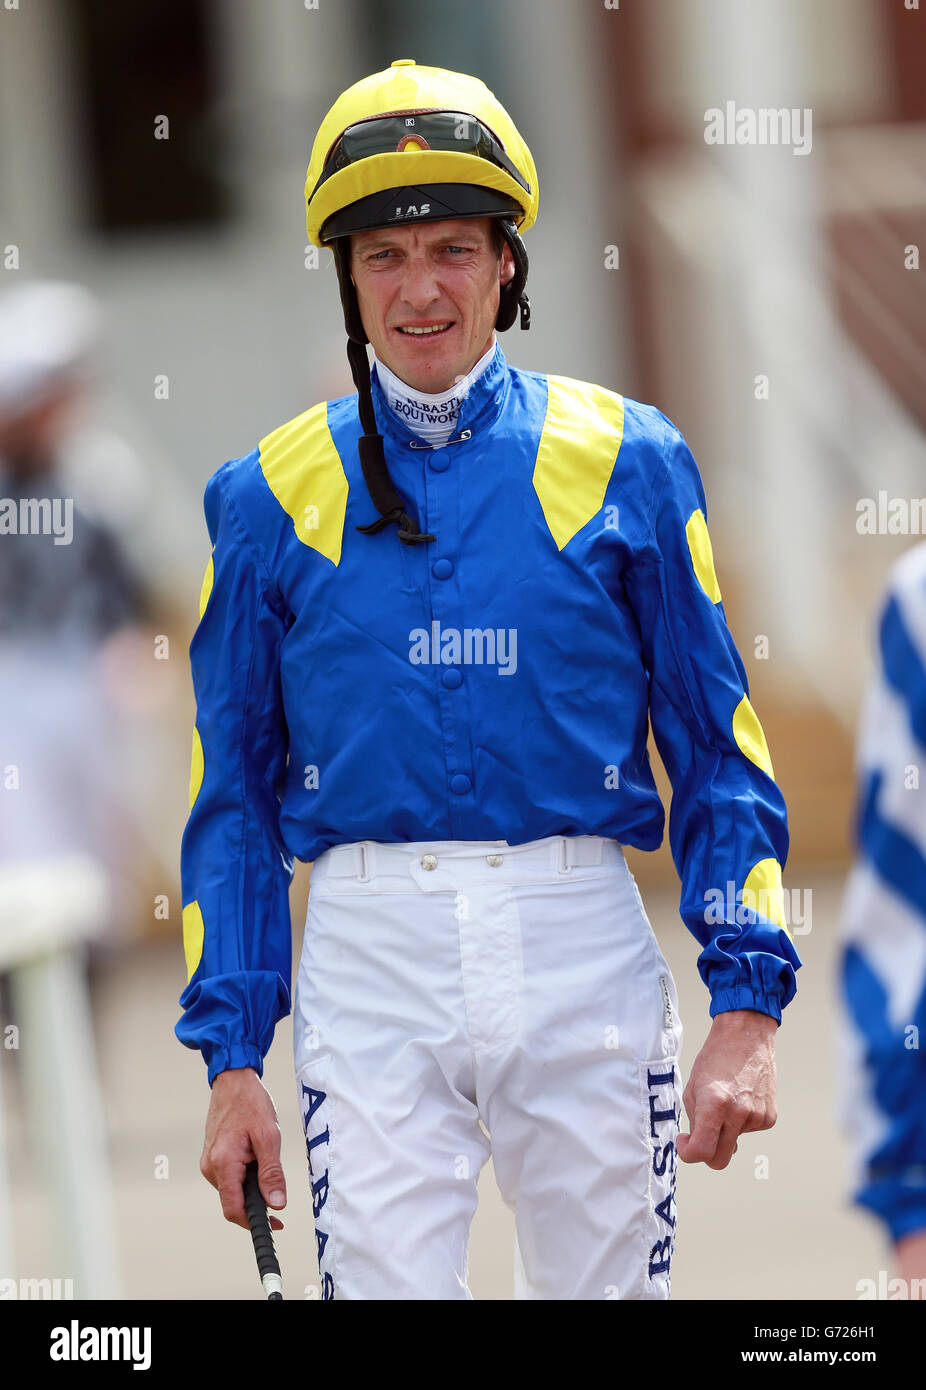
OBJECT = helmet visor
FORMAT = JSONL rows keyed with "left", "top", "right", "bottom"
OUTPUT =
{"left": 311, "top": 110, "right": 532, "bottom": 201}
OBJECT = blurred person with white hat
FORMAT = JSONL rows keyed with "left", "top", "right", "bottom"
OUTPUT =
{"left": 0, "top": 279, "right": 147, "bottom": 878}
{"left": 0, "top": 277, "right": 154, "bottom": 1298}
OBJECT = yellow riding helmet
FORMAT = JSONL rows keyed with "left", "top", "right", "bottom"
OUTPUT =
{"left": 305, "top": 58, "right": 539, "bottom": 246}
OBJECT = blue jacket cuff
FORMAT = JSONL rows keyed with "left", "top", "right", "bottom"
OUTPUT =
{"left": 709, "top": 986, "right": 783, "bottom": 1024}
{"left": 206, "top": 1042, "right": 265, "bottom": 1087}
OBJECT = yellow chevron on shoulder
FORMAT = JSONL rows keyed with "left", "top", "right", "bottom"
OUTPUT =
{"left": 258, "top": 402, "right": 349, "bottom": 565}
{"left": 532, "top": 375, "right": 625, "bottom": 551}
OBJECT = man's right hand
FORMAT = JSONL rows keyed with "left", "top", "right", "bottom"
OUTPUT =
{"left": 200, "top": 1066, "right": 287, "bottom": 1231}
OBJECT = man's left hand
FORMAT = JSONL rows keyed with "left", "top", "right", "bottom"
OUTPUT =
{"left": 676, "top": 1008, "right": 778, "bottom": 1170}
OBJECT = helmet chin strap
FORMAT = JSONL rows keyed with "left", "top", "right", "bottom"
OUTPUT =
{"left": 495, "top": 217, "right": 531, "bottom": 332}
{"left": 334, "top": 241, "right": 435, "bottom": 545}
{"left": 332, "top": 221, "right": 530, "bottom": 546}
{"left": 347, "top": 336, "right": 435, "bottom": 544}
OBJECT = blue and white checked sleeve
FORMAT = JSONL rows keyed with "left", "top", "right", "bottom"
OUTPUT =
{"left": 838, "top": 541, "right": 926, "bottom": 1243}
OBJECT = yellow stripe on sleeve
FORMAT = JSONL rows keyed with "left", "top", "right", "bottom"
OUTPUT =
{"left": 198, "top": 551, "right": 214, "bottom": 619}
{"left": 182, "top": 899, "right": 205, "bottom": 981}
{"left": 732, "top": 694, "right": 774, "bottom": 779}
{"left": 685, "top": 508, "right": 722, "bottom": 603}
{"left": 742, "top": 858, "right": 793, "bottom": 942}
{"left": 189, "top": 726, "right": 204, "bottom": 810}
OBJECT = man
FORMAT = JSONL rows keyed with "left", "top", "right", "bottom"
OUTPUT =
{"left": 838, "top": 541, "right": 926, "bottom": 1291}
{"left": 177, "top": 59, "right": 800, "bottom": 1300}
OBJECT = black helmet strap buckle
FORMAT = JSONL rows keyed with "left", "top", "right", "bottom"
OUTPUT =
{"left": 353, "top": 424, "right": 435, "bottom": 544}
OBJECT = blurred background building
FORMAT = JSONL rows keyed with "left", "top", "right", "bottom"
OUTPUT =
{"left": 0, "top": 0, "right": 923, "bottom": 1299}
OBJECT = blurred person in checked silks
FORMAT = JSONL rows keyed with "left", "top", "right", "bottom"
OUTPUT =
{"left": 838, "top": 542, "right": 926, "bottom": 1296}
{"left": 177, "top": 60, "right": 801, "bottom": 1300}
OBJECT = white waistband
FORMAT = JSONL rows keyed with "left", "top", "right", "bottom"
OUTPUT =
{"left": 312, "top": 834, "right": 621, "bottom": 884}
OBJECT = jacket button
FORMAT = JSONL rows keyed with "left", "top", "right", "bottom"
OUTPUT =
{"left": 432, "top": 558, "right": 454, "bottom": 579}
{"left": 450, "top": 773, "right": 471, "bottom": 795}
{"left": 428, "top": 453, "right": 450, "bottom": 472}
{"left": 442, "top": 667, "right": 462, "bottom": 688}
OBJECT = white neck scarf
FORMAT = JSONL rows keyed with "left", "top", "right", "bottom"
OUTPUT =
{"left": 372, "top": 341, "right": 497, "bottom": 447}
